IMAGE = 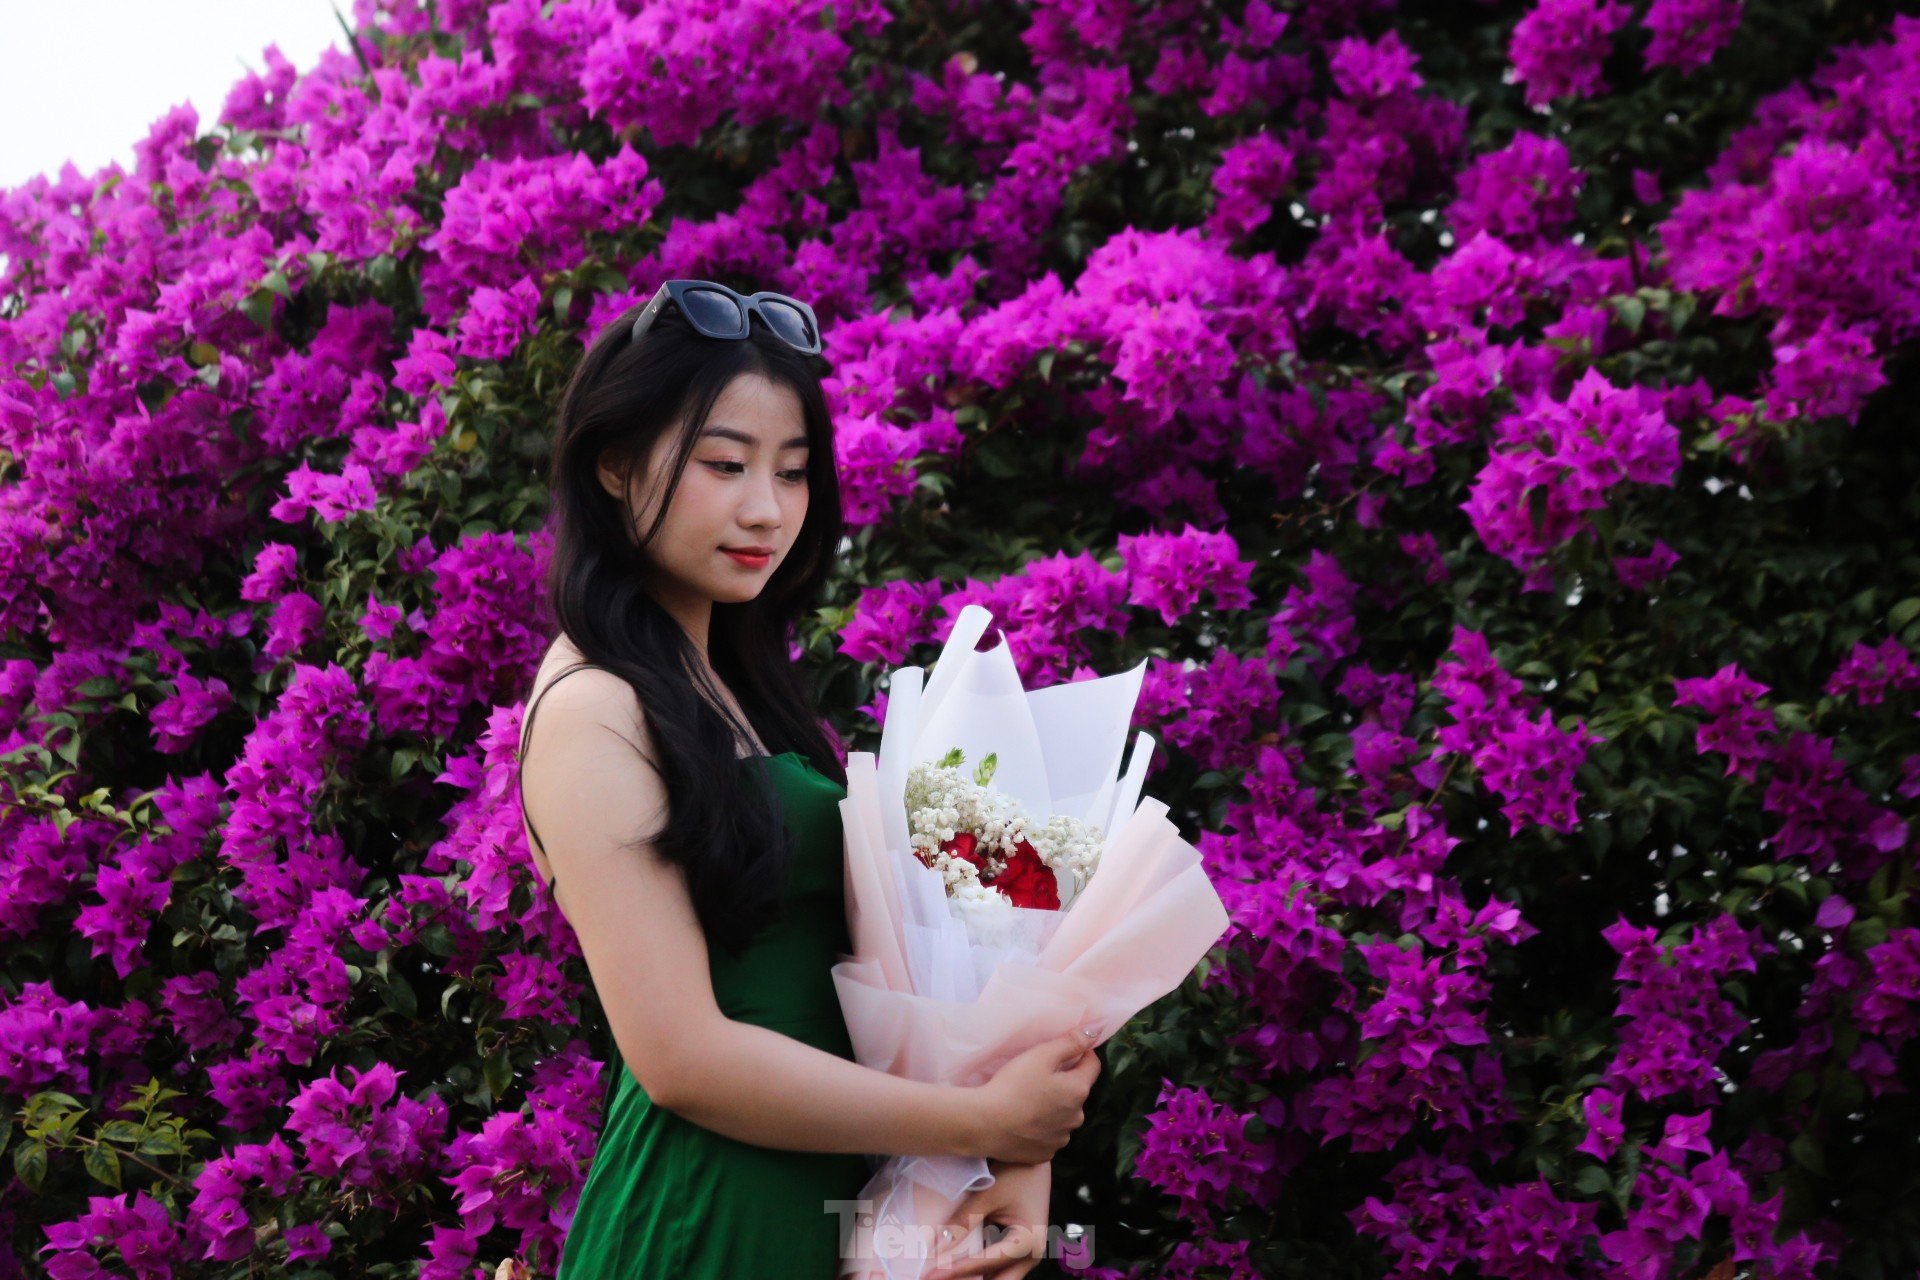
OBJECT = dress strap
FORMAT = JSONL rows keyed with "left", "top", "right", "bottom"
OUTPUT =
{"left": 518, "top": 660, "right": 631, "bottom": 1117}
{"left": 517, "top": 662, "right": 607, "bottom": 873}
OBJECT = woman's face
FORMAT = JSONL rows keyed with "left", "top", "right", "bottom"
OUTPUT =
{"left": 600, "top": 372, "right": 812, "bottom": 615}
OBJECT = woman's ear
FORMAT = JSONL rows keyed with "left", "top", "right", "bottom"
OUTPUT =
{"left": 595, "top": 448, "right": 628, "bottom": 503}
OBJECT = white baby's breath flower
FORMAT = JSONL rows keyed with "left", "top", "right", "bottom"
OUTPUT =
{"left": 945, "top": 871, "right": 1017, "bottom": 948}
{"left": 904, "top": 749, "right": 1106, "bottom": 920}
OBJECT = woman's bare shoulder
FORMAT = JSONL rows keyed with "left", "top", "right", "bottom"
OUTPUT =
{"left": 526, "top": 636, "right": 657, "bottom": 755}
{"left": 532, "top": 634, "right": 625, "bottom": 703}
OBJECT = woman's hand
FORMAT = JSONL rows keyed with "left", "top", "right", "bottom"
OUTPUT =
{"left": 967, "top": 1030, "right": 1100, "bottom": 1164}
{"left": 923, "top": 1160, "right": 1053, "bottom": 1280}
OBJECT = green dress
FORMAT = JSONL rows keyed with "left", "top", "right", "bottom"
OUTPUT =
{"left": 546, "top": 749, "right": 875, "bottom": 1279}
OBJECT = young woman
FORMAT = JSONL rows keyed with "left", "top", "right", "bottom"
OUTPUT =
{"left": 515, "top": 281, "right": 1101, "bottom": 1279}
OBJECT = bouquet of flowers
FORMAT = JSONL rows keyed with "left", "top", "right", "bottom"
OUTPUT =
{"left": 830, "top": 605, "right": 1231, "bottom": 1280}
{"left": 908, "top": 747, "right": 1099, "bottom": 918}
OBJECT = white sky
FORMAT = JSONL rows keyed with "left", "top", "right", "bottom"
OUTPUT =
{"left": 0, "top": 0, "right": 347, "bottom": 190}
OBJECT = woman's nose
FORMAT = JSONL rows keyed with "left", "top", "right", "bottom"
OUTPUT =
{"left": 739, "top": 469, "right": 784, "bottom": 523}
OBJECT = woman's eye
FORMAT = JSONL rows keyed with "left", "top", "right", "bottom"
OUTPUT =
{"left": 705, "top": 460, "right": 808, "bottom": 483}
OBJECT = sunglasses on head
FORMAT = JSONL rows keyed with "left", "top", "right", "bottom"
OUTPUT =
{"left": 628, "top": 279, "right": 823, "bottom": 355}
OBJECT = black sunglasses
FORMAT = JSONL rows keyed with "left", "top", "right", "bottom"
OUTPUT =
{"left": 628, "top": 279, "right": 823, "bottom": 355}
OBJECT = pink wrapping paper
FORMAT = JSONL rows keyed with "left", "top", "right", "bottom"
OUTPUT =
{"left": 828, "top": 606, "right": 1231, "bottom": 1280}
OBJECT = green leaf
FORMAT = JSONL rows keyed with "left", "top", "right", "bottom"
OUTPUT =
{"left": 975, "top": 444, "right": 1021, "bottom": 479}
{"left": 484, "top": 1045, "right": 514, "bottom": 1101}
{"left": 84, "top": 1143, "right": 123, "bottom": 1190}
{"left": 138, "top": 1131, "right": 188, "bottom": 1156}
{"left": 1821, "top": 1067, "right": 1865, "bottom": 1116}
{"left": 587, "top": 265, "right": 629, "bottom": 296}
{"left": 1573, "top": 1164, "right": 1612, "bottom": 1196}
{"left": 1616, "top": 806, "right": 1649, "bottom": 853}
{"left": 1669, "top": 292, "right": 1697, "bottom": 333}
{"left": 381, "top": 974, "right": 418, "bottom": 1019}
{"left": 1788, "top": 1131, "right": 1827, "bottom": 1176}
{"left": 1584, "top": 819, "right": 1613, "bottom": 864}
{"left": 1620, "top": 295, "right": 1647, "bottom": 333}
{"left": 13, "top": 1141, "right": 47, "bottom": 1192}
{"left": 240, "top": 286, "right": 278, "bottom": 333}
{"left": 391, "top": 747, "right": 420, "bottom": 782}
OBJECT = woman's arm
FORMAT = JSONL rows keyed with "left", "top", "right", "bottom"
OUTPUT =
{"left": 520, "top": 669, "right": 994, "bottom": 1160}
{"left": 655, "top": 1015, "right": 990, "bottom": 1157}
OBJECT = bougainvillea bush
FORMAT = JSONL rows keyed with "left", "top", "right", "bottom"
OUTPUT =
{"left": 2, "top": 0, "right": 1918, "bottom": 1275}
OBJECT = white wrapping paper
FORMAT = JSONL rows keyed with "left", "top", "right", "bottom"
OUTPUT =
{"left": 830, "top": 605, "right": 1232, "bottom": 1279}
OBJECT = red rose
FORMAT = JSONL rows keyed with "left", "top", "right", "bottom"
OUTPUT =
{"left": 988, "top": 839, "right": 1059, "bottom": 911}
{"left": 940, "top": 831, "right": 989, "bottom": 875}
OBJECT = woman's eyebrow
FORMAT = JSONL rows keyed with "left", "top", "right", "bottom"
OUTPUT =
{"left": 699, "top": 425, "right": 809, "bottom": 448}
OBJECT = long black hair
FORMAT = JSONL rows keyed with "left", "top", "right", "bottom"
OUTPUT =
{"left": 534, "top": 289, "right": 845, "bottom": 959}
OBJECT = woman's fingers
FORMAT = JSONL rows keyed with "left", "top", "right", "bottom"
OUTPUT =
{"left": 925, "top": 1223, "right": 1046, "bottom": 1280}
{"left": 932, "top": 1201, "right": 979, "bottom": 1250}
{"left": 986, "top": 1259, "right": 1043, "bottom": 1280}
